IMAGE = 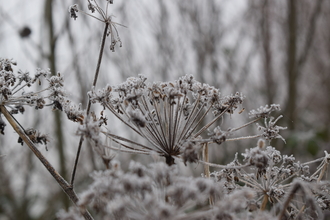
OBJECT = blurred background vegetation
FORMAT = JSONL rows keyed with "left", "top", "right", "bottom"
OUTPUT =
{"left": 0, "top": 0, "right": 329, "bottom": 219}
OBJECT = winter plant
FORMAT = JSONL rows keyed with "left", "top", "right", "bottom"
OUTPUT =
{"left": 1, "top": 1, "right": 329, "bottom": 220}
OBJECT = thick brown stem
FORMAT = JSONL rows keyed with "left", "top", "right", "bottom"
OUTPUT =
{"left": 260, "top": 194, "right": 268, "bottom": 211}
{"left": 165, "top": 155, "right": 175, "bottom": 166}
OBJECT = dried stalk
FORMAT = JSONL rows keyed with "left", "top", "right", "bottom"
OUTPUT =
{"left": 260, "top": 194, "right": 268, "bottom": 211}
{"left": 70, "top": 22, "right": 109, "bottom": 187}
{"left": 0, "top": 105, "right": 94, "bottom": 220}
{"left": 203, "top": 143, "right": 214, "bottom": 206}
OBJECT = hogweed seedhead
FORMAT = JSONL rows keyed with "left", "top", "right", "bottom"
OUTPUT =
{"left": 0, "top": 58, "right": 86, "bottom": 135}
{"left": 248, "top": 104, "right": 281, "bottom": 119}
{"left": 69, "top": 0, "right": 124, "bottom": 52}
{"left": 58, "top": 146, "right": 330, "bottom": 220}
{"left": 87, "top": 75, "right": 285, "bottom": 166}
{"left": 17, "top": 128, "right": 50, "bottom": 150}
{"left": 0, "top": 58, "right": 49, "bottom": 107}
{"left": 58, "top": 160, "right": 255, "bottom": 220}
{"left": 257, "top": 115, "right": 287, "bottom": 143}
{"left": 88, "top": 75, "right": 245, "bottom": 165}
{"left": 211, "top": 140, "right": 330, "bottom": 218}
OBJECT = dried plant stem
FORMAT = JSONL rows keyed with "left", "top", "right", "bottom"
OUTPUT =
{"left": 199, "top": 160, "right": 249, "bottom": 169}
{"left": 317, "top": 152, "right": 329, "bottom": 183}
{"left": 230, "top": 117, "right": 261, "bottom": 132}
{"left": 260, "top": 194, "right": 268, "bottom": 210}
{"left": 203, "top": 143, "right": 210, "bottom": 178}
{"left": 0, "top": 105, "right": 94, "bottom": 220}
{"left": 318, "top": 163, "right": 328, "bottom": 182}
{"left": 276, "top": 182, "right": 321, "bottom": 220}
{"left": 202, "top": 143, "right": 214, "bottom": 206}
{"left": 70, "top": 22, "right": 109, "bottom": 187}
{"left": 297, "top": 205, "right": 306, "bottom": 218}
{"left": 193, "top": 106, "right": 229, "bottom": 138}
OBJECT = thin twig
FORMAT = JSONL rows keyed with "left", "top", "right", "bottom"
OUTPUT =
{"left": 199, "top": 160, "right": 250, "bottom": 169}
{"left": 193, "top": 106, "right": 230, "bottom": 138}
{"left": 70, "top": 22, "right": 109, "bottom": 187}
{"left": 0, "top": 105, "right": 94, "bottom": 220}
{"left": 230, "top": 117, "right": 261, "bottom": 132}
{"left": 226, "top": 134, "right": 262, "bottom": 142}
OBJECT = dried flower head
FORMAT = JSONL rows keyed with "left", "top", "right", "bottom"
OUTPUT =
{"left": 88, "top": 75, "right": 248, "bottom": 165}
{"left": 0, "top": 58, "right": 86, "bottom": 137}
{"left": 69, "top": 4, "right": 78, "bottom": 20}
{"left": 86, "top": 75, "right": 287, "bottom": 166}
{"left": 18, "top": 128, "right": 50, "bottom": 150}
{"left": 257, "top": 115, "right": 287, "bottom": 142}
{"left": 68, "top": 1, "right": 125, "bottom": 52}
{"left": 58, "top": 160, "right": 230, "bottom": 220}
{"left": 211, "top": 142, "right": 330, "bottom": 219}
{"left": 249, "top": 104, "right": 281, "bottom": 119}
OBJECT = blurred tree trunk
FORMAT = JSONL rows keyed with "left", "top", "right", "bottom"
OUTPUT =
{"left": 261, "top": 0, "right": 275, "bottom": 105}
{"left": 285, "top": 0, "right": 297, "bottom": 131}
{"left": 285, "top": 0, "right": 323, "bottom": 131}
{"left": 178, "top": 1, "right": 222, "bottom": 86}
{"left": 156, "top": 0, "right": 173, "bottom": 81}
{"left": 44, "top": 0, "right": 69, "bottom": 210}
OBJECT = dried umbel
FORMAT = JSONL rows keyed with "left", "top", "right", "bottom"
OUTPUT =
{"left": 212, "top": 141, "right": 330, "bottom": 218}
{"left": 88, "top": 75, "right": 246, "bottom": 165}
{"left": 0, "top": 58, "right": 48, "bottom": 106}
{"left": 57, "top": 160, "right": 257, "bottom": 220}
{"left": 69, "top": 0, "right": 124, "bottom": 52}
{"left": 86, "top": 75, "right": 288, "bottom": 166}
{"left": 57, "top": 147, "right": 330, "bottom": 220}
{"left": 0, "top": 58, "right": 85, "bottom": 132}
{"left": 17, "top": 128, "right": 49, "bottom": 150}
